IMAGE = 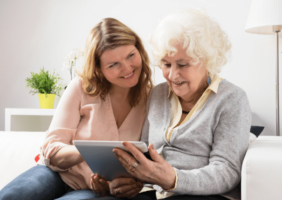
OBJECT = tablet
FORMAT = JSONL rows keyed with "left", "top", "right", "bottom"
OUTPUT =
{"left": 73, "top": 140, "right": 149, "bottom": 181}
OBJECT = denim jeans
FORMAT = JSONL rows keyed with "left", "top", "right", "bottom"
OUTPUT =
{"left": 0, "top": 165, "right": 98, "bottom": 200}
{"left": 94, "top": 191, "right": 229, "bottom": 200}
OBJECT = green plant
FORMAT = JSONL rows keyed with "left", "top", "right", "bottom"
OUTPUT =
{"left": 25, "top": 67, "right": 65, "bottom": 97}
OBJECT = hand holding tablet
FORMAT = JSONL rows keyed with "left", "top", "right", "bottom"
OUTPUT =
{"left": 73, "top": 141, "right": 150, "bottom": 181}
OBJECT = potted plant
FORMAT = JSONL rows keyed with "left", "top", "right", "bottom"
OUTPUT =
{"left": 25, "top": 67, "right": 65, "bottom": 109}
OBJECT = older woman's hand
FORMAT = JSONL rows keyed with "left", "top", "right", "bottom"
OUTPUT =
{"left": 90, "top": 174, "right": 143, "bottom": 198}
{"left": 113, "top": 142, "right": 176, "bottom": 190}
{"left": 90, "top": 174, "right": 110, "bottom": 197}
{"left": 109, "top": 178, "right": 143, "bottom": 198}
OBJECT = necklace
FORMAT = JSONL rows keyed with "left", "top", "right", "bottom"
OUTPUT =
{"left": 182, "top": 110, "right": 190, "bottom": 114}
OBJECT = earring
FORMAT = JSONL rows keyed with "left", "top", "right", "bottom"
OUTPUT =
{"left": 207, "top": 72, "right": 211, "bottom": 85}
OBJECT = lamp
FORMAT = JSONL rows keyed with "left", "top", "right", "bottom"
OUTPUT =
{"left": 245, "top": 0, "right": 282, "bottom": 136}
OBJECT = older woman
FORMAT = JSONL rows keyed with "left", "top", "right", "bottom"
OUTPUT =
{"left": 101, "top": 9, "right": 252, "bottom": 200}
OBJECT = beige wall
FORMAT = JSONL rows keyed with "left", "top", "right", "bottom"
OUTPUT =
{"left": 0, "top": 0, "right": 281, "bottom": 135}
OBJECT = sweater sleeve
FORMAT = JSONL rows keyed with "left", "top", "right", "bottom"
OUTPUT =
{"left": 40, "top": 77, "right": 83, "bottom": 171}
{"left": 172, "top": 90, "right": 252, "bottom": 195}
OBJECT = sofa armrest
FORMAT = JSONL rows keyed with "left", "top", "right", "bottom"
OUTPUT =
{"left": 241, "top": 136, "right": 282, "bottom": 200}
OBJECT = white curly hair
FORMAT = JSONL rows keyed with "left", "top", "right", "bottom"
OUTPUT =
{"left": 149, "top": 8, "right": 231, "bottom": 75}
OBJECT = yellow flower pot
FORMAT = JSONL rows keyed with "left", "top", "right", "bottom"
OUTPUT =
{"left": 38, "top": 94, "right": 55, "bottom": 109}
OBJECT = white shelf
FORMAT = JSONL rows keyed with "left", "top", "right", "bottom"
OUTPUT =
{"left": 5, "top": 108, "right": 56, "bottom": 131}
{"left": 7, "top": 108, "right": 56, "bottom": 116}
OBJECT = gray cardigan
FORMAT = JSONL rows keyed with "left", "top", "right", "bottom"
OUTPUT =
{"left": 141, "top": 79, "right": 252, "bottom": 196}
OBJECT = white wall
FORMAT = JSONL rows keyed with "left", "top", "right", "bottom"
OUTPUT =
{"left": 0, "top": 0, "right": 281, "bottom": 135}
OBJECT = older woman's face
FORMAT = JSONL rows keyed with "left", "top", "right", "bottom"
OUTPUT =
{"left": 161, "top": 44, "right": 207, "bottom": 101}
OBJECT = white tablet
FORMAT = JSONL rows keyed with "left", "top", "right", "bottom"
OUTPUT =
{"left": 73, "top": 140, "right": 149, "bottom": 181}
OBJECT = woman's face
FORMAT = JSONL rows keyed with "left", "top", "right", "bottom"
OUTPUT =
{"left": 100, "top": 45, "right": 142, "bottom": 90}
{"left": 161, "top": 44, "right": 207, "bottom": 101}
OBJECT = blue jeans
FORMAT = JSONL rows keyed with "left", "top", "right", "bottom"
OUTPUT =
{"left": 95, "top": 191, "right": 229, "bottom": 200}
{"left": 0, "top": 165, "right": 98, "bottom": 200}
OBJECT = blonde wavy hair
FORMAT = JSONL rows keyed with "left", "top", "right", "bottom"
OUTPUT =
{"left": 78, "top": 18, "right": 153, "bottom": 107}
{"left": 149, "top": 9, "right": 231, "bottom": 75}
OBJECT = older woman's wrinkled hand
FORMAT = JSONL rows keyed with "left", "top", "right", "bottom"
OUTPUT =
{"left": 109, "top": 178, "right": 143, "bottom": 198}
{"left": 90, "top": 174, "right": 110, "bottom": 197}
{"left": 90, "top": 174, "right": 143, "bottom": 198}
{"left": 113, "top": 142, "right": 176, "bottom": 190}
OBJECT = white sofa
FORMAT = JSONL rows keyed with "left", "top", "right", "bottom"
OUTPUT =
{"left": 0, "top": 131, "right": 45, "bottom": 190}
{"left": 1, "top": 131, "right": 282, "bottom": 200}
{"left": 241, "top": 136, "right": 282, "bottom": 200}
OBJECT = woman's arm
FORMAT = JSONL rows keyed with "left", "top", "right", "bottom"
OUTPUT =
{"left": 50, "top": 145, "right": 83, "bottom": 169}
{"left": 42, "top": 78, "right": 84, "bottom": 170}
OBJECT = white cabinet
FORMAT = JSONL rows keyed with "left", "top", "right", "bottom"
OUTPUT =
{"left": 5, "top": 108, "right": 56, "bottom": 132}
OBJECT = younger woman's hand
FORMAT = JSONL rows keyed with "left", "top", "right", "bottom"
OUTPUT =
{"left": 90, "top": 174, "right": 110, "bottom": 197}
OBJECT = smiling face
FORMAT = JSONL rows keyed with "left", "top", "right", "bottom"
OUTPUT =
{"left": 161, "top": 44, "right": 207, "bottom": 102}
{"left": 100, "top": 45, "right": 142, "bottom": 91}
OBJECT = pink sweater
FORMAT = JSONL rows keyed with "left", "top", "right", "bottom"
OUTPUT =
{"left": 41, "top": 77, "right": 146, "bottom": 190}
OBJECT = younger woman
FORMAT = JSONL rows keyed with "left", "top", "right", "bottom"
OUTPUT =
{"left": 0, "top": 18, "right": 153, "bottom": 200}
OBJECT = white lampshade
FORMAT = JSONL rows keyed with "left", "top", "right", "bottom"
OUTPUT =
{"left": 245, "top": 0, "right": 282, "bottom": 35}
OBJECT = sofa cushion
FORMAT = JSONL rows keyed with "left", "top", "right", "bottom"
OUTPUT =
{"left": 0, "top": 131, "right": 45, "bottom": 190}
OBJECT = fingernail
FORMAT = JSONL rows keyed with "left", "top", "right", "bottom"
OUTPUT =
{"left": 123, "top": 142, "right": 127, "bottom": 147}
{"left": 149, "top": 143, "right": 154, "bottom": 150}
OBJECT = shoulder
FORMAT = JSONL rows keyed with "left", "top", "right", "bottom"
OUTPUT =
{"left": 67, "top": 77, "right": 83, "bottom": 90}
{"left": 146, "top": 82, "right": 169, "bottom": 113}
{"left": 149, "top": 82, "right": 169, "bottom": 99}
{"left": 216, "top": 79, "right": 250, "bottom": 110}
{"left": 63, "top": 76, "right": 92, "bottom": 103}
{"left": 217, "top": 79, "right": 248, "bottom": 100}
